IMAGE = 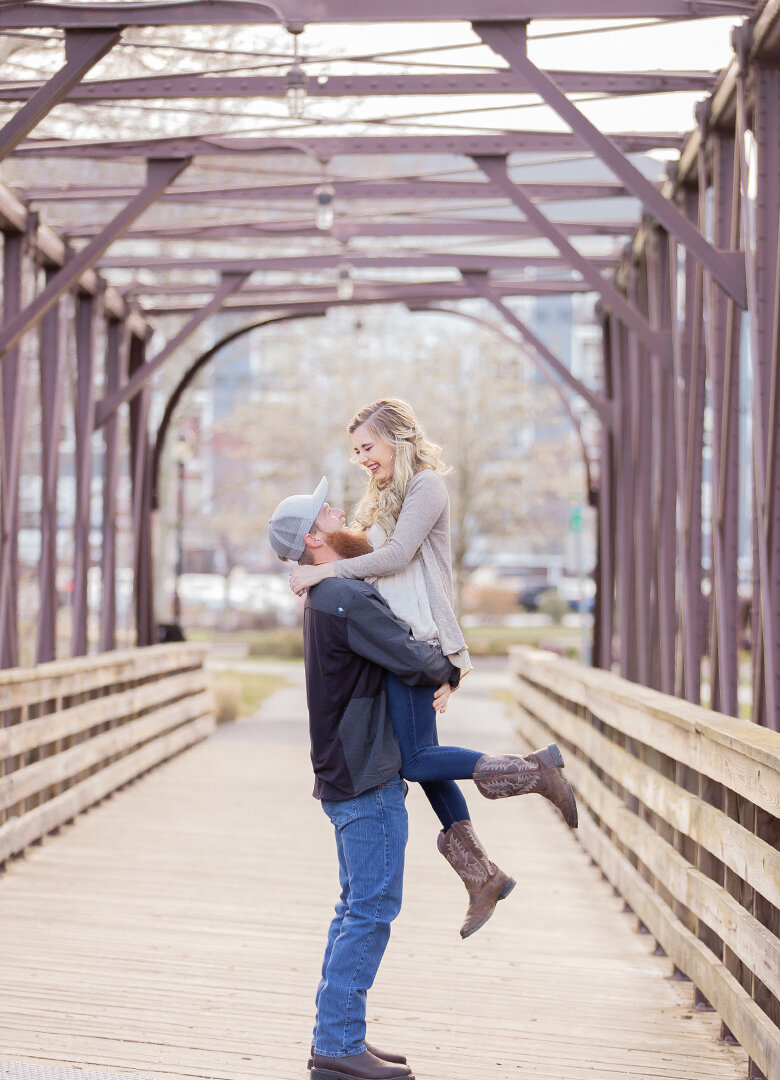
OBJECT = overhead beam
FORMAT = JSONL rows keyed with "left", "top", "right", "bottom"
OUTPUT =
{"left": 473, "top": 153, "right": 669, "bottom": 359}
{"left": 97, "top": 252, "right": 619, "bottom": 272}
{"left": 0, "top": 2, "right": 753, "bottom": 27}
{"left": 142, "top": 279, "right": 595, "bottom": 315}
{"left": 136, "top": 277, "right": 592, "bottom": 298}
{"left": 94, "top": 271, "right": 250, "bottom": 427}
{"left": 67, "top": 217, "right": 636, "bottom": 241}
{"left": 13, "top": 131, "right": 685, "bottom": 159}
{"left": 0, "top": 157, "right": 190, "bottom": 362}
{"left": 21, "top": 179, "right": 636, "bottom": 204}
{"left": 0, "top": 28, "right": 120, "bottom": 163}
{"left": 461, "top": 270, "right": 612, "bottom": 422}
{"left": 473, "top": 19, "right": 747, "bottom": 308}
{"left": 0, "top": 69, "right": 718, "bottom": 103}
{"left": 0, "top": 180, "right": 148, "bottom": 337}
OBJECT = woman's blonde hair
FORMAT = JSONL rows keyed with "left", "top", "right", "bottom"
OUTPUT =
{"left": 348, "top": 398, "right": 450, "bottom": 536}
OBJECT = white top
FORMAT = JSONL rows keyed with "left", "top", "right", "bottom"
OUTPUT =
{"left": 367, "top": 522, "right": 439, "bottom": 644}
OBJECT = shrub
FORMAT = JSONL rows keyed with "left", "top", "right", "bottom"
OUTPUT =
{"left": 539, "top": 591, "right": 568, "bottom": 625}
{"left": 212, "top": 679, "right": 241, "bottom": 724}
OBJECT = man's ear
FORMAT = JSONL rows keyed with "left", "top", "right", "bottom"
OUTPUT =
{"left": 303, "top": 532, "right": 324, "bottom": 550}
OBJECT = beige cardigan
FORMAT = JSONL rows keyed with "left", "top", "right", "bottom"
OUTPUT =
{"left": 333, "top": 470, "right": 472, "bottom": 671}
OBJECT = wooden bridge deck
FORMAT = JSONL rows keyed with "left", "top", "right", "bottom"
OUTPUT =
{"left": 0, "top": 664, "right": 747, "bottom": 1080}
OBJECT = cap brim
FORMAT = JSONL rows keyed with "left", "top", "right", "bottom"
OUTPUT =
{"left": 312, "top": 476, "right": 328, "bottom": 519}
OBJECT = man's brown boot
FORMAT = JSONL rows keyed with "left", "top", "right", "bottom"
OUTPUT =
{"left": 310, "top": 1049, "right": 412, "bottom": 1080}
{"left": 309, "top": 1043, "right": 407, "bottom": 1069}
{"left": 472, "top": 743, "right": 578, "bottom": 828}
{"left": 437, "top": 819, "right": 516, "bottom": 939}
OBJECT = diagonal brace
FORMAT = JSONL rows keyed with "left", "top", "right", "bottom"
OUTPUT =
{"left": 473, "top": 20, "right": 747, "bottom": 309}
{"left": 0, "top": 28, "right": 121, "bottom": 163}
{"left": 0, "top": 157, "right": 190, "bottom": 362}
{"left": 94, "top": 271, "right": 251, "bottom": 428}
{"left": 461, "top": 270, "right": 613, "bottom": 427}
{"left": 472, "top": 154, "right": 670, "bottom": 363}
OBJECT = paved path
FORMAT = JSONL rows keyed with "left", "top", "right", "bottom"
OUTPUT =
{"left": 0, "top": 662, "right": 746, "bottom": 1080}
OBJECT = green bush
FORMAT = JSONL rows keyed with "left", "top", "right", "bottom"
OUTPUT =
{"left": 539, "top": 591, "right": 568, "bottom": 625}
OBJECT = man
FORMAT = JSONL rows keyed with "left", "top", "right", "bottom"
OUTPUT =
{"left": 269, "top": 478, "right": 459, "bottom": 1080}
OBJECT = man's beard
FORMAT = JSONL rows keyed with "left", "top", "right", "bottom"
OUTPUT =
{"left": 324, "top": 528, "right": 374, "bottom": 559}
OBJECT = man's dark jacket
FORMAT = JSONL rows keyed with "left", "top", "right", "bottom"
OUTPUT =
{"left": 303, "top": 576, "right": 459, "bottom": 801}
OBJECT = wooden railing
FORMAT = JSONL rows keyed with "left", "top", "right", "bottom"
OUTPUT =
{"left": 0, "top": 644, "right": 214, "bottom": 866}
{"left": 511, "top": 647, "right": 780, "bottom": 1080}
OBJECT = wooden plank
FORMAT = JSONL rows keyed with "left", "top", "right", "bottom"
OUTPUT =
{"left": 514, "top": 703, "right": 780, "bottom": 1000}
{"left": 515, "top": 677, "right": 780, "bottom": 905}
{"left": 514, "top": 699, "right": 779, "bottom": 1080}
{"left": 0, "top": 645, "right": 208, "bottom": 711}
{"left": 0, "top": 670, "right": 209, "bottom": 758}
{"left": 0, "top": 692, "right": 213, "bottom": 812}
{"left": 576, "top": 805, "right": 780, "bottom": 1080}
{"left": 0, "top": 713, "right": 214, "bottom": 861}
{"left": 0, "top": 670, "right": 748, "bottom": 1080}
{"left": 511, "top": 649, "right": 780, "bottom": 813}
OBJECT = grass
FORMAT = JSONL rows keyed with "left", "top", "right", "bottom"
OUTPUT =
{"left": 464, "top": 623, "right": 581, "bottom": 658}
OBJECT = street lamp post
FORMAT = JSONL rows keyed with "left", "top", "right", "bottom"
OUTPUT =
{"left": 172, "top": 435, "right": 193, "bottom": 626}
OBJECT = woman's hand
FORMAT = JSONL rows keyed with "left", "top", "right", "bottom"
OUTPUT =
{"left": 289, "top": 563, "right": 333, "bottom": 595}
{"left": 433, "top": 682, "right": 452, "bottom": 714}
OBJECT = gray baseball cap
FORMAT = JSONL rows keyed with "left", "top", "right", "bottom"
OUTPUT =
{"left": 268, "top": 476, "right": 328, "bottom": 561}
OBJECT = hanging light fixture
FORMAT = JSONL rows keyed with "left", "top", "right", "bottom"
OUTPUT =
{"left": 314, "top": 183, "right": 335, "bottom": 231}
{"left": 336, "top": 262, "right": 354, "bottom": 301}
{"left": 285, "top": 28, "right": 306, "bottom": 119}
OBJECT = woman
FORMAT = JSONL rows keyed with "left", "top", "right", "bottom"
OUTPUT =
{"left": 290, "top": 399, "right": 577, "bottom": 938}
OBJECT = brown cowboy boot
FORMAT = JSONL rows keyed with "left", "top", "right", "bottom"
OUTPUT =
{"left": 310, "top": 1049, "right": 412, "bottom": 1080}
{"left": 472, "top": 743, "right": 578, "bottom": 828}
{"left": 437, "top": 819, "right": 516, "bottom": 939}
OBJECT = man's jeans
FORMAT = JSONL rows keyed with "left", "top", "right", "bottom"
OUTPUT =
{"left": 313, "top": 776, "right": 408, "bottom": 1058}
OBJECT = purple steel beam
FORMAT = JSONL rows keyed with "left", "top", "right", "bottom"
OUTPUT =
{"left": 460, "top": 269, "right": 612, "bottom": 423}
{"left": 13, "top": 131, "right": 685, "bottom": 159}
{"left": 97, "top": 252, "right": 618, "bottom": 272}
{"left": 94, "top": 271, "right": 250, "bottom": 428}
{"left": 0, "top": 157, "right": 190, "bottom": 363}
{"left": 647, "top": 228, "right": 678, "bottom": 696}
{"left": 71, "top": 291, "right": 96, "bottom": 658}
{"left": 474, "top": 20, "right": 748, "bottom": 309}
{"left": 127, "top": 335, "right": 156, "bottom": 647}
{"left": 735, "top": 33, "right": 778, "bottom": 730}
{"left": 0, "top": 69, "right": 718, "bottom": 103}
{"left": 752, "top": 60, "right": 780, "bottom": 732}
{"left": 140, "top": 284, "right": 594, "bottom": 314}
{"left": 135, "top": 279, "right": 594, "bottom": 302}
{"left": 35, "top": 272, "right": 66, "bottom": 665}
{"left": 0, "top": 2, "right": 752, "bottom": 27}
{"left": 670, "top": 188, "right": 706, "bottom": 705}
{"left": 611, "top": 313, "right": 638, "bottom": 681}
{"left": 597, "top": 310, "right": 616, "bottom": 670}
{"left": 626, "top": 262, "right": 653, "bottom": 686}
{"left": 0, "top": 229, "right": 26, "bottom": 669}
{"left": 473, "top": 153, "right": 668, "bottom": 358}
{"left": 99, "top": 318, "right": 126, "bottom": 653}
{"left": 22, "top": 180, "right": 634, "bottom": 204}
{"left": 151, "top": 310, "right": 326, "bottom": 509}
{"left": 703, "top": 132, "right": 741, "bottom": 717}
{"left": 68, "top": 218, "right": 637, "bottom": 242}
{"left": 0, "top": 28, "right": 120, "bottom": 163}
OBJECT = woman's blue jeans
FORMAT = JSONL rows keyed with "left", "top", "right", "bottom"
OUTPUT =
{"left": 314, "top": 776, "right": 408, "bottom": 1059}
{"left": 384, "top": 673, "right": 484, "bottom": 832}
